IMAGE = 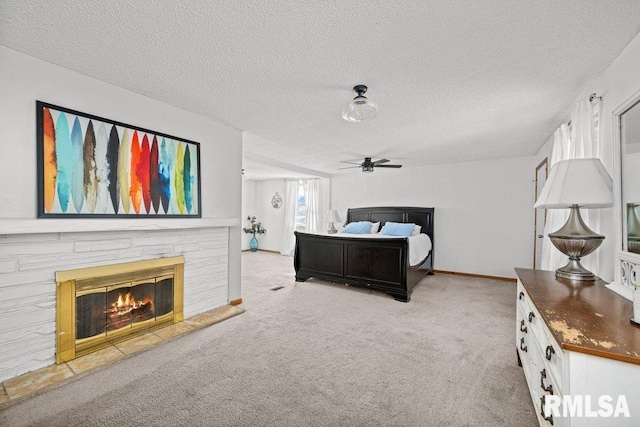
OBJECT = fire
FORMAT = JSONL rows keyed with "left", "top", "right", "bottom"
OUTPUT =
{"left": 109, "top": 291, "right": 153, "bottom": 317}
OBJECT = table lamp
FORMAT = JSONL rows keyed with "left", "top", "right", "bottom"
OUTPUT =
{"left": 534, "top": 158, "right": 613, "bottom": 281}
{"left": 323, "top": 210, "right": 342, "bottom": 234}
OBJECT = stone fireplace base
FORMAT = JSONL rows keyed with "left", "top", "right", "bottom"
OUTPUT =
{"left": 55, "top": 256, "right": 184, "bottom": 363}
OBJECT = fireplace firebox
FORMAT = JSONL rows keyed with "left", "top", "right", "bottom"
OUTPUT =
{"left": 56, "top": 256, "right": 184, "bottom": 363}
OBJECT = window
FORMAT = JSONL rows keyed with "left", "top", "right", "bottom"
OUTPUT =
{"left": 295, "top": 180, "right": 306, "bottom": 227}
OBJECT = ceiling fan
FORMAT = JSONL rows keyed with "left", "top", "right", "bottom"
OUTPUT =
{"left": 338, "top": 157, "right": 403, "bottom": 173}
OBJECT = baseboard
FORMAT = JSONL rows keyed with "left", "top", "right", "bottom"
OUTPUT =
{"left": 229, "top": 298, "right": 243, "bottom": 306}
{"left": 434, "top": 270, "right": 516, "bottom": 283}
{"left": 241, "top": 249, "right": 281, "bottom": 254}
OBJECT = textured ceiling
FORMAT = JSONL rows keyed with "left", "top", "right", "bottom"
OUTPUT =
{"left": 2, "top": 1, "right": 640, "bottom": 176}
{"left": 242, "top": 157, "right": 316, "bottom": 181}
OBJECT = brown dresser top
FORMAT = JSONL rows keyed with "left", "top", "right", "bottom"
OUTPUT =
{"left": 515, "top": 268, "right": 640, "bottom": 365}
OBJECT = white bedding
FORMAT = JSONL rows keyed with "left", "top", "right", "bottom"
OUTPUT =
{"left": 316, "top": 232, "right": 432, "bottom": 267}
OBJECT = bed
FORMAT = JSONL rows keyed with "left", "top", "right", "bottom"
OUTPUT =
{"left": 294, "top": 206, "right": 434, "bottom": 302}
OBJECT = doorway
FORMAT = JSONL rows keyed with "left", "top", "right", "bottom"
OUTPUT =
{"left": 533, "top": 158, "right": 548, "bottom": 269}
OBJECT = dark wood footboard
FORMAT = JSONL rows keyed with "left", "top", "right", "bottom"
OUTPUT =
{"left": 294, "top": 232, "right": 429, "bottom": 302}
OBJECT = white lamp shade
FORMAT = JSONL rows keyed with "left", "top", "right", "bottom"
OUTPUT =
{"left": 534, "top": 158, "right": 613, "bottom": 209}
{"left": 323, "top": 210, "right": 341, "bottom": 223}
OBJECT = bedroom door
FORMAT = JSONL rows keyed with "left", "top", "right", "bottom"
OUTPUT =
{"left": 533, "top": 158, "right": 548, "bottom": 269}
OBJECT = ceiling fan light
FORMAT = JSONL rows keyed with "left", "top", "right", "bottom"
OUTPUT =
{"left": 342, "top": 97, "right": 378, "bottom": 122}
{"left": 362, "top": 165, "right": 374, "bottom": 172}
{"left": 342, "top": 85, "right": 378, "bottom": 122}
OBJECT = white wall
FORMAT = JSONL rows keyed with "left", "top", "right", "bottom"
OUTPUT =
{"left": 0, "top": 47, "right": 242, "bottom": 221}
{"left": 254, "top": 180, "right": 286, "bottom": 251}
{"left": 532, "top": 31, "right": 640, "bottom": 283}
{"left": 241, "top": 180, "right": 257, "bottom": 250}
{"left": 241, "top": 179, "right": 286, "bottom": 252}
{"left": 331, "top": 157, "right": 534, "bottom": 278}
{"left": 0, "top": 46, "right": 243, "bottom": 380}
{"left": 242, "top": 177, "right": 330, "bottom": 253}
{"left": 587, "top": 32, "right": 640, "bottom": 284}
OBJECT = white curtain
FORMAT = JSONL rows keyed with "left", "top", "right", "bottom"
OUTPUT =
{"left": 571, "top": 98, "right": 603, "bottom": 274}
{"left": 539, "top": 98, "right": 604, "bottom": 274}
{"left": 280, "top": 180, "right": 298, "bottom": 256}
{"left": 540, "top": 125, "right": 571, "bottom": 271}
{"left": 304, "top": 179, "right": 320, "bottom": 234}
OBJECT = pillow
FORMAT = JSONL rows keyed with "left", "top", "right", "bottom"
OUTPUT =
{"left": 370, "top": 222, "right": 381, "bottom": 234}
{"left": 381, "top": 222, "right": 416, "bottom": 237}
{"left": 412, "top": 225, "right": 422, "bottom": 236}
{"left": 341, "top": 221, "right": 373, "bottom": 234}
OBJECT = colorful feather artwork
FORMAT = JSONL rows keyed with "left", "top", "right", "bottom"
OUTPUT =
{"left": 95, "top": 123, "right": 110, "bottom": 213}
{"left": 38, "top": 102, "right": 201, "bottom": 217}
{"left": 150, "top": 136, "right": 160, "bottom": 214}
{"left": 107, "top": 125, "right": 120, "bottom": 213}
{"left": 55, "top": 112, "right": 72, "bottom": 213}
{"left": 174, "top": 142, "right": 185, "bottom": 214}
{"left": 118, "top": 128, "right": 131, "bottom": 214}
{"left": 42, "top": 108, "right": 56, "bottom": 213}
{"left": 158, "top": 138, "right": 171, "bottom": 214}
{"left": 83, "top": 120, "right": 98, "bottom": 213}
{"left": 130, "top": 131, "right": 142, "bottom": 214}
{"left": 140, "top": 134, "right": 151, "bottom": 214}
{"left": 71, "top": 117, "right": 85, "bottom": 213}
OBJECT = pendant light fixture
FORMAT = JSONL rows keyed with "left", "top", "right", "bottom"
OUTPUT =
{"left": 342, "top": 85, "right": 378, "bottom": 122}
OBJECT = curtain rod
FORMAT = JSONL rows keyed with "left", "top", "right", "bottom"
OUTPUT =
{"left": 566, "top": 93, "right": 602, "bottom": 126}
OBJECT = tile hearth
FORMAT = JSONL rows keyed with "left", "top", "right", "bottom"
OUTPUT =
{"left": 0, "top": 304, "right": 243, "bottom": 410}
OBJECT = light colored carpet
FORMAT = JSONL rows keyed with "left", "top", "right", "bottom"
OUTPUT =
{"left": 0, "top": 251, "right": 537, "bottom": 426}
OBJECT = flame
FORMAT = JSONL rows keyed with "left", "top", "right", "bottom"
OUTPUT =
{"left": 111, "top": 291, "right": 151, "bottom": 314}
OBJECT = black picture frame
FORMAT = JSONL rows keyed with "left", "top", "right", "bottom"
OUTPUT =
{"left": 36, "top": 101, "right": 202, "bottom": 218}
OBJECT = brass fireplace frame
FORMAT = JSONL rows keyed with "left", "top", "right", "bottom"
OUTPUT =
{"left": 56, "top": 256, "right": 184, "bottom": 363}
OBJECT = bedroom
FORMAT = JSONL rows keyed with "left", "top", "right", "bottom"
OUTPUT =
{"left": 1, "top": 1, "right": 640, "bottom": 425}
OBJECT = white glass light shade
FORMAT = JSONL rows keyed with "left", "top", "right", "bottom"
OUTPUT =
{"left": 534, "top": 158, "right": 613, "bottom": 209}
{"left": 323, "top": 210, "right": 342, "bottom": 223}
{"left": 342, "top": 96, "right": 378, "bottom": 122}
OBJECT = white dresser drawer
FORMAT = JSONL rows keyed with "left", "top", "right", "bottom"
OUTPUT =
{"left": 516, "top": 304, "right": 531, "bottom": 372}
{"left": 538, "top": 321, "right": 564, "bottom": 387}
{"left": 530, "top": 337, "right": 562, "bottom": 426}
{"left": 517, "top": 281, "right": 541, "bottom": 335}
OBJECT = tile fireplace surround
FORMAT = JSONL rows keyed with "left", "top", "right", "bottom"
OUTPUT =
{"left": 0, "top": 218, "right": 234, "bottom": 384}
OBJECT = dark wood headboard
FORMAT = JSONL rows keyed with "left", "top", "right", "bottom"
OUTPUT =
{"left": 346, "top": 206, "right": 434, "bottom": 243}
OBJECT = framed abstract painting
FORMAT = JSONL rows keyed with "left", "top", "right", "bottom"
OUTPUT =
{"left": 36, "top": 101, "right": 202, "bottom": 218}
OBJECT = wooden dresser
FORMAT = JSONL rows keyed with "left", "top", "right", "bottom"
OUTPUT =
{"left": 515, "top": 268, "right": 640, "bottom": 426}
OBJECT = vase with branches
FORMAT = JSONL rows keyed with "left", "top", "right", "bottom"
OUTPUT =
{"left": 243, "top": 216, "right": 266, "bottom": 252}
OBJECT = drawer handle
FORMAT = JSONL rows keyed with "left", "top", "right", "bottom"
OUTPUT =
{"left": 528, "top": 311, "right": 536, "bottom": 323}
{"left": 519, "top": 291, "right": 524, "bottom": 300}
{"left": 540, "top": 396, "right": 554, "bottom": 425}
{"left": 520, "top": 337, "right": 527, "bottom": 353}
{"left": 545, "top": 345, "right": 555, "bottom": 361}
{"left": 520, "top": 319, "right": 528, "bottom": 333}
{"left": 540, "top": 369, "right": 553, "bottom": 395}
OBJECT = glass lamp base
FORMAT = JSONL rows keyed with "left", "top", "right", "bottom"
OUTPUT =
{"left": 327, "top": 223, "right": 337, "bottom": 234}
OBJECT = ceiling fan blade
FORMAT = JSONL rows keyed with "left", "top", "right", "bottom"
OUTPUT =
{"left": 337, "top": 165, "right": 362, "bottom": 170}
{"left": 372, "top": 159, "right": 390, "bottom": 166}
{"left": 376, "top": 164, "right": 402, "bottom": 168}
{"left": 340, "top": 160, "right": 364, "bottom": 165}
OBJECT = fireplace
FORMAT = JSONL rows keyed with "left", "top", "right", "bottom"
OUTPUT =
{"left": 56, "top": 256, "right": 184, "bottom": 363}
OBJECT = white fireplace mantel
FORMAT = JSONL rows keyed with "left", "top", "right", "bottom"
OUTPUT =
{"left": 0, "top": 217, "right": 239, "bottom": 235}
